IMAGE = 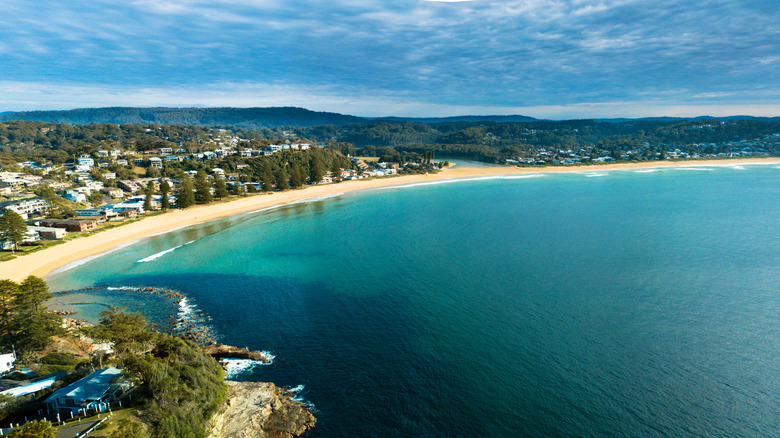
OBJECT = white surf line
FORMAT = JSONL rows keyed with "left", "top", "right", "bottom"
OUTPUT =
{"left": 378, "top": 174, "right": 546, "bottom": 190}
{"left": 48, "top": 239, "right": 142, "bottom": 275}
{"left": 136, "top": 240, "right": 195, "bottom": 263}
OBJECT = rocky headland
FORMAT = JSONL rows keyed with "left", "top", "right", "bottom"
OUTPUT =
{"left": 202, "top": 343, "right": 272, "bottom": 363}
{"left": 208, "top": 381, "right": 316, "bottom": 438}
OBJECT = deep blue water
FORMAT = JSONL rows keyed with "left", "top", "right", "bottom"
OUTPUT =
{"left": 47, "top": 164, "right": 780, "bottom": 437}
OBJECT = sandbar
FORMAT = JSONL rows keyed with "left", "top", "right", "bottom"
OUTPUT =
{"left": 1, "top": 157, "right": 778, "bottom": 282}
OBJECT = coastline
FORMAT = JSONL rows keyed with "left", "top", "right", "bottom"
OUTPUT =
{"left": 1, "top": 157, "right": 777, "bottom": 282}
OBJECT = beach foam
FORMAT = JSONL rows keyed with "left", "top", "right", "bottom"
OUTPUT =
{"left": 382, "top": 174, "right": 545, "bottom": 190}
{"left": 49, "top": 240, "right": 141, "bottom": 275}
{"left": 137, "top": 240, "right": 195, "bottom": 263}
{"left": 675, "top": 167, "right": 714, "bottom": 171}
{"left": 634, "top": 169, "right": 660, "bottom": 173}
{"left": 222, "top": 355, "right": 275, "bottom": 379}
{"left": 585, "top": 173, "right": 607, "bottom": 177}
{"left": 286, "top": 384, "right": 316, "bottom": 410}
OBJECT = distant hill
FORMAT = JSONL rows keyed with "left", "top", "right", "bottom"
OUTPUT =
{"left": 376, "top": 115, "right": 538, "bottom": 123}
{"left": 598, "top": 115, "right": 780, "bottom": 123}
{"left": 0, "top": 107, "right": 367, "bottom": 129}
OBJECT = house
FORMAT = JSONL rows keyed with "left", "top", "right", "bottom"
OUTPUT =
{"left": 117, "top": 180, "right": 145, "bottom": 193}
{"left": 118, "top": 208, "right": 138, "bottom": 218}
{"left": 44, "top": 367, "right": 126, "bottom": 415}
{"left": 0, "top": 198, "right": 49, "bottom": 219}
{"left": 0, "top": 352, "right": 15, "bottom": 374}
{"left": 149, "top": 157, "right": 163, "bottom": 169}
{"left": 103, "top": 187, "right": 124, "bottom": 198}
{"left": 77, "top": 157, "right": 95, "bottom": 167}
{"left": 28, "top": 226, "right": 67, "bottom": 240}
{"left": 111, "top": 200, "right": 145, "bottom": 214}
{"left": 62, "top": 191, "right": 87, "bottom": 203}
{"left": 76, "top": 207, "right": 115, "bottom": 219}
{"left": 39, "top": 218, "right": 98, "bottom": 232}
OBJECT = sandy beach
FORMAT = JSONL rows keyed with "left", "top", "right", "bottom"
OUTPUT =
{"left": 1, "top": 157, "right": 778, "bottom": 282}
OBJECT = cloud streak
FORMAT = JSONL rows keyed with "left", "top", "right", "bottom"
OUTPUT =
{"left": 0, "top": 0, "right": 778, "bottom": 117}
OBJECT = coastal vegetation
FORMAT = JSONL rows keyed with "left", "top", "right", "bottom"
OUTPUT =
{"left": 0, "top": 276, "right": 61, "bottom": 355}
{"left": 0, "top": 276, "right": 229, "bottom": 437}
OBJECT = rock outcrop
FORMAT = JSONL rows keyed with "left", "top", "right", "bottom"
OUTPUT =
{"left": 208, "top": 381, "right": 316, "bottom": 438}
{"left": 202, "top": 344, "right": 271, "bottom": 362}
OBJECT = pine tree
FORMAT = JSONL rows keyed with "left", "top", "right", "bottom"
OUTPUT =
{"left": 194, "top": 171, "right": 213, "bottom": 204}
{"left": 0, "top": 280, "right": 18, "bottom": 340}
{"left": 143, "top": 181, "right": 155, "bottom": 212}
{"left": 330, "top": 159, "right": 341, "bottom": 182}
{"left": 260, "top": 161, "right": 274, "bottom": 192}
{"left": 309, "top": 154, "right": 324, "bottom": 184}
{"left": 160, "top": 180, "right": 171, "bottom": 210}
{"left": 214, "top": 175, "right": 229, "bottom": 199}
{"left": 14, "top": 276, "right": 59, "bottom": 352}
{"left": 275, "top": 167, "right": 289, "bottom": 191}
{"left": 0, "top": 210, "right": 27, "bottom": 252}
{"left": 290, "top": 162, "right": 304, "bottom": 188}
{"left": 177, "top": 176, "right": 196, "bottom": 208}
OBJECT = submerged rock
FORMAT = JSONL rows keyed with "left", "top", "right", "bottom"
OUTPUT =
{"left": 208, "top": 381, "right": 316, "bottom": 438}
{"left": 202, "top": 343, "right": 270, "bottom": 362}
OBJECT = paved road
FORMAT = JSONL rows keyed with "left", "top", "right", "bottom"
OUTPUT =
{"left": 54, "top": 419, "right": 102, "bottom": 438}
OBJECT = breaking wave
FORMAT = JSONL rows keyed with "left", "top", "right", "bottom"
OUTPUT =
{"left": 136, "top": 240, "right": 195, "bottom": 263}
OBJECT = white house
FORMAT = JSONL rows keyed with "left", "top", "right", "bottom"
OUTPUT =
{"left": 77, "top": 158, "right": 95, "bottom": 167}
{"left": 0, "top": 352, "right": 16, "bottom": 374}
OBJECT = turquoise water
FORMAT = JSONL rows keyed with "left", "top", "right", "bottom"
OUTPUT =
{"left": 47, "top": 164, "right": 780, "bottom": 436}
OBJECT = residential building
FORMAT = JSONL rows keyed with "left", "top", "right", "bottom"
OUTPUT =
{"left": 28, "top": 226, "right": 67, "bottom": 240}
{"left": 39, "top": 218, "right": 98, "bottom": 232}
{"left": 44, "top": 367, "right": 127, "bottom": 415}
{"left": 0, "top": 197, "right": 49, "bottom": 219}
{"left": 0, "top": 352, "right": 15, "bottom": 374}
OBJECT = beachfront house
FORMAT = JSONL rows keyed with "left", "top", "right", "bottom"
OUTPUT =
{"left": 44, "top": 367, "right": 127, "bottom": 415}
{"left": 39, "top": 218, "right": 98, "bottom": 232}
{"left": 28, "top": 225, "right": 67, "bottom": 240}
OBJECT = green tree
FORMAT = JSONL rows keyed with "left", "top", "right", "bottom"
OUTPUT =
{"left": 0, "top": 280, "right": 18, "bottom": 340}
{"left": 213, "top": 175, "right": 229, "bottom": 199}
{"left": 17, "top": 276, "right": 51, "bottom": 313}
{"left": 176, "top": 175, "right": 196, "bottom": 208}
{"left": 12, "top": 276, "right": 59, "bottom": 352}
{"left": 260, "top": 161, "right": 273, "bottom": 192}
{"left": 7, "top": 420, "right": 54, "bottom": 438}
{"left": 159, "top": 180, "right": 171, "bottom": 210}
{"left": 330, "top": 159, "right": 341, "bottom": 182}
{"left": 309, "top": 154, "right": 324, "bottom": 184}
{"left": 143, "top": 181, "right": 155, "bottom": 212}
{"left": 194, "top": 171, "right": 213, "bottom": 204}
{"left": 87, "top": 191, "right": 104, "bottom": 206}
{"left": 290, "top": 162, "right": 304, "bottom": 188}
{"left": 275, "top": 167, "right": 289, "bottom": 191}
{"left": 0, "top": 210, "right": 27, "bottom": 252}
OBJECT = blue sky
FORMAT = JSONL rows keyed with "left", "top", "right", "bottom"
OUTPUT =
{"left": 1, "top": 0, "right": 779, "bottom": 118}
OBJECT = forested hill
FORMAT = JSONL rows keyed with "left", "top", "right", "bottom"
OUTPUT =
{"left": 375, "top": 115, "right": 538, "bottom": 123}
{"left": 0, "top": 106, "right": 366, "bottom": 129}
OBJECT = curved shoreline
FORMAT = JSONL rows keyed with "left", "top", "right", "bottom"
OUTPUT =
{"left": 1, "top": 157, "right": 778, "bottom": 282}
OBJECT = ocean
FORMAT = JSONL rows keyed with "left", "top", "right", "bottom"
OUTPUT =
{"left": 46, "top": 164, "right": 780, "bottom": 437}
